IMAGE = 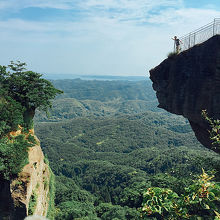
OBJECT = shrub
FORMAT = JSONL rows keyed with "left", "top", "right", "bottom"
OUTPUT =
{"left": 202, "top": 110, "right": 220, "bottom": 152}
{"left": 167, "top": 51, "right": 177, "bottom": 58}
{"left": 141, "top": 169, "right": 220, "bottom": 219}
{"left": 0, "top": 135, "right": 32, "bottom": 180}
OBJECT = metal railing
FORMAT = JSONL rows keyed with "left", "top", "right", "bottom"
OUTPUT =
{"left": 177, "top": 18, "right": 220, "bottom": 52}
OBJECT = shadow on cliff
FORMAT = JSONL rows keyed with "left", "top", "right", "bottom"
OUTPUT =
{"left": 0, "top": 179, "right": 26, "bottom": 219}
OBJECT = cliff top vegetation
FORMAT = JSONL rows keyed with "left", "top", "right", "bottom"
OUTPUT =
{"left": 0, "top": 61, "right": 62, "bottom": 180}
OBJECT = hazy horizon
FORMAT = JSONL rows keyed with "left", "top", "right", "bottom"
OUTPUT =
{"left": 43, "top": 73, "right": 148, "bottom": 81}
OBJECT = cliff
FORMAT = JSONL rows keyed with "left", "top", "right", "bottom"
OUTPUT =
{"left": 150, "top": 35, "right": 220, "bottom": 153}
{"left": 0, "top": 129, "right": 52, "bottom": 219}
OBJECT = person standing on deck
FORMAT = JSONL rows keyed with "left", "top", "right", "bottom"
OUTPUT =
{"left": 172, "top": 36, "right": 182, "bottom": 54}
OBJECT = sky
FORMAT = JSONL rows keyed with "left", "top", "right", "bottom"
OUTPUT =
{"left": 0, "top": 0, "right": 219, "bottom": 76}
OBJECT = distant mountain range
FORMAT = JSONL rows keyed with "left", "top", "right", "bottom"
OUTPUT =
{"left": 42, "top": 73, "right": 148, "bottom": 81}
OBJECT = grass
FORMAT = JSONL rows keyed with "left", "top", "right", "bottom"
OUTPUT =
{"left": 167, "top": 51, "right": 178, "bottom": 58}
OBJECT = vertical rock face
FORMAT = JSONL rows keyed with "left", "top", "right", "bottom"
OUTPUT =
{"left": 0, "top": 179, "right": 15, "bottom": 219}
{"left": 0, "top": 132, "right": 51, "bottom": 220}
{"left": 150, "top": 35, "right": 220, "bottom": 153}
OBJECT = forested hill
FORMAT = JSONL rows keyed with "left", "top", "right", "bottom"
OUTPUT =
{"left": 35, "top": 79, "right": 160, "bottom": 122}
{"left": 34, "top": 79, "right": 220, "bottom": 219}
{"left": 51, "top": 79, "right": 155, "bottom": 101}
{"left": 35, "top": 112, "right": 199, "bottom": 154}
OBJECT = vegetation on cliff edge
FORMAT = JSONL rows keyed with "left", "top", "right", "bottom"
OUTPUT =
{"left": 0, "top": 61, "right": 62, "bottom": 181}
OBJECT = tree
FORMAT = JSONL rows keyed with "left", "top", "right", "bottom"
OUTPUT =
{"left": 0, "top": 61, "right": 63, "bottom": 128}
{"left": 0, "top": 94, "right": 24, "bottom": 136}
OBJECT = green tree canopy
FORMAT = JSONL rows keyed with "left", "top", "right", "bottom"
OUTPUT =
{"left": 0, "top": 61, "right": 63, "bottom": 128}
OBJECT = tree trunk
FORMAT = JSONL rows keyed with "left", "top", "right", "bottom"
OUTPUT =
{"left": 23, "top": 107, "right": 35, "bottom": 130}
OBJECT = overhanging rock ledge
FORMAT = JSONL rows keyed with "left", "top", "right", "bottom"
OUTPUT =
{"left": 150, "top": 35, "right": 220, "bottom": 153}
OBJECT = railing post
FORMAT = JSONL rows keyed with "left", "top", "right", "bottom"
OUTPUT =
{"left": 216, "top": 20, "right": 220, "bottom": 34}
{"left": 188, "top": 33, "right": 191, "bottom": 49}
{"left": 194, "top": 33, "right": 196, "bottom": 46}
{"left": 213, "top": 18, "right": 216, "bottom": 36}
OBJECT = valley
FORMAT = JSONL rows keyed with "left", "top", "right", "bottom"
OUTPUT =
{"left": 34, "top": 79, "right": 220, "bottom": 219}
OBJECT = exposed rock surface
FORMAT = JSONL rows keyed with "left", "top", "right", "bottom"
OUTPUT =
{"left": 150, "top": 35, "right": 220, "bottom": 153}
{"left": 0, "top": 130, "right": 50, "bottom": 219}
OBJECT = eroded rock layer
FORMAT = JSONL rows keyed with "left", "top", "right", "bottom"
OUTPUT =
{"left": 0, "top": 131, "right": 50, "bottom": 220}
{"left": 150, "top": 35, "right": 220, "bottom": 153}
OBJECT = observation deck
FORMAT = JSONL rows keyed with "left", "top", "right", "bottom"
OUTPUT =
{"left": 177, "top": 18, "right": 220, "bottom": 52}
